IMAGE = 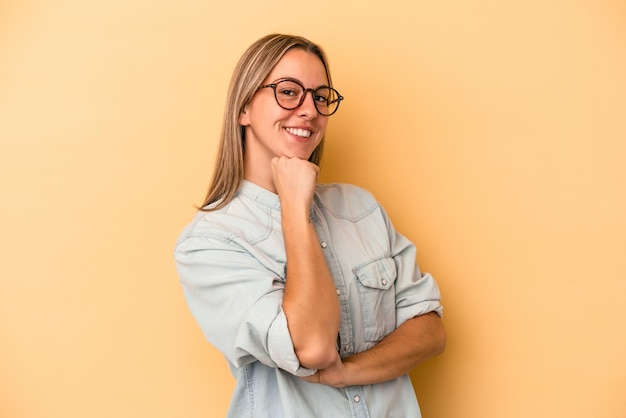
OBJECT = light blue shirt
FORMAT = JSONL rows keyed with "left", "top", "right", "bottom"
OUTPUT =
{"left": 175, "top": 180, "right": 443, "bottom": 417}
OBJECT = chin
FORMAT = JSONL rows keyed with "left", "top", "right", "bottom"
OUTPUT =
{"left": 283, "top": 149, "right": 314, "bottom": 160}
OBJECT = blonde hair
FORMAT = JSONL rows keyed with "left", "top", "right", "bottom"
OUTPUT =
{"left": 200, "top": 33, "right": 334, "bottom": 211}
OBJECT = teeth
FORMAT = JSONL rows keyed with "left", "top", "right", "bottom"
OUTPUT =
{"left": 285, "top": 127, "right": 312, "bottom": 138}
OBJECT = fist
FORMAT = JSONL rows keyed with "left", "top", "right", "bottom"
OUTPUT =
{"left": 271, "top": 157, "right": 319, "bottom": 208}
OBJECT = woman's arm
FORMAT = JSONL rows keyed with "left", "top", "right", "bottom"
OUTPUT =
{"left": 272, "top": 156, "right": 341, "bottom": 369}
{"left": 302, "top": 312, "right": 446, "bottom": 387}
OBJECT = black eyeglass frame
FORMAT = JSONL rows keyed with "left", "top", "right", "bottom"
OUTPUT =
{"left": 259, "top": 78, "right": 344, "bottom": 116}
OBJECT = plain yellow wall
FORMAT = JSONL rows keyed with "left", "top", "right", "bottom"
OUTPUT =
{"left": 2, "top": 0, "right": 625, "bottom": 417}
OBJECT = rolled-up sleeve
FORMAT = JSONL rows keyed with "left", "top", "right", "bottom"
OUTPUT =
{"left": 175, "top": 232, "right": 315, "bottom": 377}
{"left": 381, "top": 208, "right": 443, "bottom": 325}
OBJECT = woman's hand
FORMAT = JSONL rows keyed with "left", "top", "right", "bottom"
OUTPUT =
{"left": 301, "top": 352, "right": 349, "bottom": 388}
{"left": 271, "top": 156, "right": 319, "bottom": 211}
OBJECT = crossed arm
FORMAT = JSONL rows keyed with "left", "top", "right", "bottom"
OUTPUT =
{"left": 274, "top": 157, "right": 341, "bottom": 369}
{"left": 273, "top": 156, "right": 446, "bottom": 383}
{"left": 302, "top": 311, "right": 446, "bottom": 387}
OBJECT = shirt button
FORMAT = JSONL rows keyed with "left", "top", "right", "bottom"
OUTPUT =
{"left": 336, "top": 289, "right": 341, "bottom": 296}
{"left": 320, "top": 241, "right": 327, "bottom": 248}
{"left": 381, "top": 278, "right": 388, "bottom": 286}
{"left": 344, "top": 344, "right": 350, "bottom": 351}
{"left": 353, "top": 395, "right": 360, "bottom": 403}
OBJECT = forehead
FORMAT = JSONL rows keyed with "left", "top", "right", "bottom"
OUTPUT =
{"left": 266, "top": 48, "right": 328, "bottom": 86}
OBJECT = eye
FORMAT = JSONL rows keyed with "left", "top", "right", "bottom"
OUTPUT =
{"left": 314, "top": 94, "right": 329, "bottom": 104}
{"left": 278, "top": 88, "right": 298, "bottom": 97}
{"left": 314, "top": 87, "right": 333, "bottom": 105}
{"left": 275, "top": 81, "right": 303, "bottom": 101}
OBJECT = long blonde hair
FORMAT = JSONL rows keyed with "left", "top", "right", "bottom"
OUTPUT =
{"left": 200, "top": 34, "right": 334, "bottom": 211}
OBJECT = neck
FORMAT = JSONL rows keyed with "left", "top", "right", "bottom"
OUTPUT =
{"left": 243, "top": 151, "right": 277, "bottom": 194}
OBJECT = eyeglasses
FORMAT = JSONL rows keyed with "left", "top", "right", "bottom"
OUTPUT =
{"left": 259, "top": 78, "right": 344, "bottom": 116}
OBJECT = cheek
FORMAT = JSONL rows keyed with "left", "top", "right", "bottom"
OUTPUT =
{"left": 317, "top": 119, "right": 330, "bottom": 135}
{"left": 248, "top": 105, "right": 290, "bottom": 128}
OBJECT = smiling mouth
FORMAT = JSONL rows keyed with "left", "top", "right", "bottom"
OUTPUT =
{"left": 285, "top": 127, "right": 312, "bottom": 138}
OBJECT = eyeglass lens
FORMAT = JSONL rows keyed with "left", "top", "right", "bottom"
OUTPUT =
{"left": 274, "top": 80, "right": 340, "bottom": 116}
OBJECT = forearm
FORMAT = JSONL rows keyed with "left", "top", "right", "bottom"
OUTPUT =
{"left": 343, "top": 312, "right": 445, "bottom": 385}
{"left": 281, "top": 201, "right": 340, "bottom": 368}
{"left": 305, "top": 312, "right": 445, "bottom": 387}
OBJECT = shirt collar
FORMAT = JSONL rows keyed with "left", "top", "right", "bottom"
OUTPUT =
{"left": 237, "top": 180, "right": 282, "bottom": 210}
{"left": 237, "top": 180, "right": 320, "bottom": 220}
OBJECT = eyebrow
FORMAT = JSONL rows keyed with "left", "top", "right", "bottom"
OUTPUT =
{"left": 271, "top": 77, "right": 330, "bottom": 90}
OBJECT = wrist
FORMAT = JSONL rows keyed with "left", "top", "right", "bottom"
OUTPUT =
{"left": 280, "top": 196, "right": 311, "bottom": 213}
{"left": 339, "top": 357, "right": 358, "bottom": 387}
{"left": 280, "top": 201, "right": 312, "bottom": 226}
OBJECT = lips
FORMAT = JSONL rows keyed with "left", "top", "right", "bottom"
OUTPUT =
{"left": 285, "top": 127, "right": 312, "bottom": 138}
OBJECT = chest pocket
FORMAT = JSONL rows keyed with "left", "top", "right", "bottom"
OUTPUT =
{"left": 353, "top": 256, "right": 397, "bottom": 343}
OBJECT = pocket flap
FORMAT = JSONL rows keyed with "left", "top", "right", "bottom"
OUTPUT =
{"left": 353, "top": 256, "right": 397, "bottom": 290}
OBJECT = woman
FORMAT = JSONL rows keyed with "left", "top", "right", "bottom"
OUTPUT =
{"left": 175, "top": 33, "right": 446, "bottom": 417}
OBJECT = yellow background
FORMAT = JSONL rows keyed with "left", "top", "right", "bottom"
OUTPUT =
{"left": 1, "top": 0, "right": 625, "bottom": 417}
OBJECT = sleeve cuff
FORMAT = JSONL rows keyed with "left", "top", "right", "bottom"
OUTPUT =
{"left": 396, "top": 272, "right": 444, "bottom": 325}
{"left": 267, "top": 307, "right": 317, "bottom": 377}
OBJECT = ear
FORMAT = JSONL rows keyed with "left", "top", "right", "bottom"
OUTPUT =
{"left": 239, "top": 106, "right": 250, "bottom": 126}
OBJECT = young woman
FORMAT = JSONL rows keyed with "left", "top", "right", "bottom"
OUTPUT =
{"left": 175, "top": 33, "right": 446, "bottom": 417}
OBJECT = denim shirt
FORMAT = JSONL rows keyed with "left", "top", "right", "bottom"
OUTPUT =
{"left": 175, "top": 180, "right": 443, "bottom": 418}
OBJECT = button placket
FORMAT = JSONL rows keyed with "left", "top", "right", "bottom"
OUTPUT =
{"left": 345, "top": 387, "right": 368, "bottom": 416}
{"left": 311, "top": 202, "right": 354, "bottom": 374}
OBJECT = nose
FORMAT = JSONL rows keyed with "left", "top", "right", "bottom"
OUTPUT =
{"left": 297, "top": 90, "right": 318, "bottom": 119}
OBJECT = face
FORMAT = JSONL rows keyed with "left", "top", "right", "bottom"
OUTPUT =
{"left": 240, "top": 48, "right": 330, "bottom": 167}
